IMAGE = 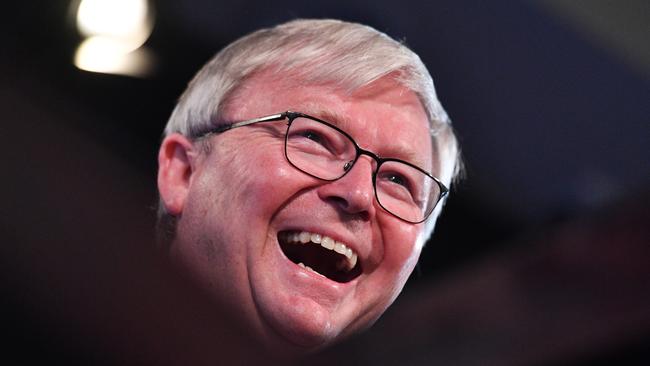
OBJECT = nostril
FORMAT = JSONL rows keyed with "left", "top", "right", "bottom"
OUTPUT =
{"left": 325, "top": 193, "right": 372, "bottom": 221}
{"left": 328, "top": 196, "right": 349, "bottom": 210}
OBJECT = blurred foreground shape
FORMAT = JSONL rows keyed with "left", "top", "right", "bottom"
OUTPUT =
{"left": 309, "top": 190, "right": 650, "bottom": 365}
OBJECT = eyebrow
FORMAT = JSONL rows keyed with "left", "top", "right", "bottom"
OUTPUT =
{"left": 311, "top": 109, "right": 355, "bottom": 133}
{"left": 302, "top": 107, "right": 434, "bottom": 172}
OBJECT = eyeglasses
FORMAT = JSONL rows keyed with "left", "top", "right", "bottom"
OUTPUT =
{"left": 195, "top": 111, "right": 448, "bottom": 224}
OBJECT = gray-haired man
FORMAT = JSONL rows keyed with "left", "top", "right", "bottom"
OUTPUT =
{"left": 157, "top": 18, "right": 461, "bottom": 356}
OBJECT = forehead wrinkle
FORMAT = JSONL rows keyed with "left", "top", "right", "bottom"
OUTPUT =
{"left": 296, "top": 104, "right": 435, "bottom": 173}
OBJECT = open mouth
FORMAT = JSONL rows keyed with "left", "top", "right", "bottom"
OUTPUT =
{"left": 278, "top": 231, "right": 362, "bottom": 283}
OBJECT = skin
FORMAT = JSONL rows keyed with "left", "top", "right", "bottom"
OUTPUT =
{"left": 157, "top": 73, "right": 448, "bottom": 355}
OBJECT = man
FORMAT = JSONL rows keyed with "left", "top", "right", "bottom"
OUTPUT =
{"left": 157, "top": 19, "right": 461, "bottom": 356}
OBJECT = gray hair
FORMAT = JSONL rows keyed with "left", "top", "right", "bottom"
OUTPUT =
{"left": 159, "top": 19, "right": 462, "bottom": 242}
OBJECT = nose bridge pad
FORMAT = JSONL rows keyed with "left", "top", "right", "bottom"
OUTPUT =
{"left": 341, "top": 154, "right": 376, "bottom": 180}
{"left": 343, "top": 160, "right": 353, "bottom": 172}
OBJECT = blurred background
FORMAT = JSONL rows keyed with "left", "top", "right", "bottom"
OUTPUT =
{"left": 1, "top": 1, "right": 648, "bottom": 365}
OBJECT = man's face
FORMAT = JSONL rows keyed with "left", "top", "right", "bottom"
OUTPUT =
{"left": 161, "top": 73, "right": 444, "bottom": 352}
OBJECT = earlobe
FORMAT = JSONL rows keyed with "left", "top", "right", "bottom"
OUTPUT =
{"left": 157, "top": 133, "right": 196, "bottom": 216}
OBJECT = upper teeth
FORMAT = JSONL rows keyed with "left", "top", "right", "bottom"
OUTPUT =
{"left": 285, "top": 231, "right": 358, "bottom": 270}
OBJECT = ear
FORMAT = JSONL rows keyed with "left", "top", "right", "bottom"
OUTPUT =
{"left": 157, "top": 133, "right": 197, "bottom": 216}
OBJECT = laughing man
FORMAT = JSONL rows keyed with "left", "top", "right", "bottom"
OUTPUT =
{"left": 157, "top": 18, "right": 461, "bottom": 356}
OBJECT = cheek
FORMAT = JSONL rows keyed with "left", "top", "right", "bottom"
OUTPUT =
{"left": 174, "top": 144, "right": 307, "bottom": 266}
{"left": 354, "top": 221, "right": 422, "bottom": 320}
{"left": 208, "top": 142, "right": 310, "bottom": 218}
{"left": 379, "top": 220, "right": 423, "bottom": 283}
{"left": 241, "top": 156, "right": 297, "bottom": 210}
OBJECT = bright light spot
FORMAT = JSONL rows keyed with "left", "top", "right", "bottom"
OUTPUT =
{"left": 74, "top": 0, "right": 154, "bottom": 77}
{"left": 75, "top": 36, "right": 153, "bottom": 77}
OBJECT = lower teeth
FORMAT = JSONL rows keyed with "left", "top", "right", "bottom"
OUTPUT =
{"left": 298, "top": 262, "right": 325, "bottom": 278}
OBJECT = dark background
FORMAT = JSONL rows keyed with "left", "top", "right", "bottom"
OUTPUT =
{"left": 2, "top": 1, "right": 648, "bottom": 365}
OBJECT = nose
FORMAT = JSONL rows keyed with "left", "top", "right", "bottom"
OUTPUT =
{"left": 317, "top": 156, "right": 376, "bottom": 219}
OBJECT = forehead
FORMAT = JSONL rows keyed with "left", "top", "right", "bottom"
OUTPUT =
{"left": 223, "top": 72, "right": 437, "bottom": 173}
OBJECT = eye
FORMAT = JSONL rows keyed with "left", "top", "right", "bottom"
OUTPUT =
{"left": 376, "top": 164, "right": 424, "bottom": 205}
{"left": 286, "top": 117, "right": 350, "bottom": 157}
{"left": 378, "top": 170, "right": 415, "bottom": 193}
{"left": 290, "top": 126, "right": 343, "bottom": 155}
{"left": 296, "top": 130, "right": 333, "bottom": 153}
{"left": 300, "top": 130, "right": 325, "bottom": 144}
{"left": 386, "top": 173, "right": 408, "bottom": 187}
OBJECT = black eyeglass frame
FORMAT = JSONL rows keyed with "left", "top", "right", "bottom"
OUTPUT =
{"left": 194, "top": 111, "right": 449, "bottom": 224}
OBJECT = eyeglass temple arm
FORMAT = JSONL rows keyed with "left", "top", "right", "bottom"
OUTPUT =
{"left": 211, "top": 112, "right": 288, "bottom": 134}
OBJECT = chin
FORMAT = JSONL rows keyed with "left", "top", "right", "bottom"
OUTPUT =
{"left": 250, "top": 325, "right": 333, "bottom": 360}
{"left": 254, "top": 304, "right": 342, "bottom": 354}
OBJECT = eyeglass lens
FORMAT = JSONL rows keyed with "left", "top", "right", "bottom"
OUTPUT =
{"left": 284, "top": 116, "right": 440, "bottom": 223}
